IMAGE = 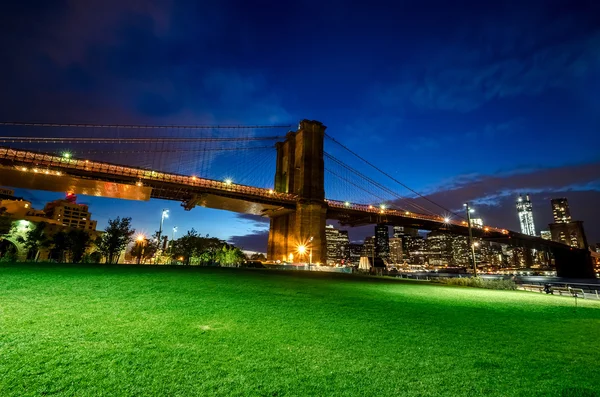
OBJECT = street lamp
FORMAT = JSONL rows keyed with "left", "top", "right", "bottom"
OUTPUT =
{"left": 158, "top": 209, "right": 169, "bottom": 240}
{"left": 135, "top": 234, "right": 146, "bottom": 264}
{"left": 308, "top": 236, "right": 314, "bottom": 270}
{"left": 172, "top": 226, "right": 177, "bottom": 241}
{"left": 156, "top": 209, "right": 169, "bottom": 264}
{"left": 464, "top": 203, "right": 477, "bottom": 276}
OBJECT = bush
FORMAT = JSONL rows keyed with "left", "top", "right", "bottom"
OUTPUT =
{"left": 433, "top": 277, "right": 517, "bottom": 290}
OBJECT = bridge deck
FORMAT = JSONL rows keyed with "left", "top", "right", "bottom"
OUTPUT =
{"left": 0, "top": 146, "right": 587, "bottom": 253}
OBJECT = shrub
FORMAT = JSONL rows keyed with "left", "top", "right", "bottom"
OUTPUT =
{"left": 433, "top": 277, "right": 517, "bottom": 290}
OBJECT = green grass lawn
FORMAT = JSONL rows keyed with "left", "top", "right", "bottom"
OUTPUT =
{"left": 1, "top": 264, "right": 599, "bottom": 397}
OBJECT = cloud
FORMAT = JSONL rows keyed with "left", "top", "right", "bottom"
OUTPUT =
{"left": 408, "top": 161, "right": 600, "bottom": 241}
{"left": 408, "top": 118, "right": 523, "bottom": 151}
{"left": 236, "top": 214, "right": 270, "bottom": 225}
{"left": 376, "top": 17, "right": 600, "bottom": 113}
{"left": 228, "top": 230, "right": 269, "bottom": 253}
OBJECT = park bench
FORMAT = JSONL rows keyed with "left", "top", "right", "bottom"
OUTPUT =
{"left": 521, "top": 284, "right": 544, "bottom": 293}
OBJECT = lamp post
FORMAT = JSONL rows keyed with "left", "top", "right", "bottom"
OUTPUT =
{"left": 172, "top": 226, "right": 177, "bottom": 241}
{"left": 156, "top": 209, "right": 169, "bottom": 264}
{"left": 309, "top": 236, "right": 313, "bottom": 270}
{"left": 464, "top": 203, "right": 477, "bottom": 276}
{"left": 136, "top": 234, "right": 146, "bottom": 264}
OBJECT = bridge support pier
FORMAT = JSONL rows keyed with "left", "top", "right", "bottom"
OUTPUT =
{"left": 268, "top": 202, "right": 326, "bottom": 263}
{"left": 553, "top": 247, "right": 595, "bottom": 278}
{"left": 267, "top": 120, "right": 327, "bottom": 264}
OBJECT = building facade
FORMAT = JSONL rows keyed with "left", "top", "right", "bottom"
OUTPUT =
{"left": 374, "top": 224, "right": 390, "bottom": 260}
{"left": 516, "top": 194, "right": 536, "bottom": 236}
{"left": 362, "top": 236, "right": 375, "bottom": 259}
{"left": 388, "top": 237, "right": 403, "bottom": 264}
{"left": 43, "top": 194, "right": 98, "bottom": 231}
{"left": 540, "top": 230, "right": 551, "bottom": 240}
{"left": 347, "top": 243, "right": 363, "bottom": 266}
{"left": 325, "top": 224, "right": 349, "bottom": 265}
{"left": 551, "top": 198, "right": 572, "bottom": 223}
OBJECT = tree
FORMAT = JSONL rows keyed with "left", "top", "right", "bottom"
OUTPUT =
{"left": 96, "top": 217, "right": 135, "bottom": 264}
{"left": 250, "top": 253, "right": 267, "bottom": 261}
{"left": 216, "top": 245, "right": 247, "bottom": 267}
{"left": 0, "top": 207, "right": 14, "bottom": 236}
{"left": 50, "top": 231, "right": 70, "bottom": 262}
{"left": 170, "top": 228, "right": 199, "bottom": 265}
{"left": 169, "top": 230, "right": 247, "bottom": 267}
{"left": 67, "top": 229, "right": 92, "bottom": 263}
{"left": 129, "top": 236, "right": 158, "bottom": 264}
{"left": 17, "top": 221, "right": 50, "bottom": 261}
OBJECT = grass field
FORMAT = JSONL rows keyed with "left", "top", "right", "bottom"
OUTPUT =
{"left": 1, "top": 263, "right": 599, "bottom": 397}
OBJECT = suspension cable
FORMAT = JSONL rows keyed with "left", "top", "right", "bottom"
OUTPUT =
{"left": 325, "top": 152, "right": 438, "bottom": 215}
{"left": 0, "top": 121, "right": 291, "bottom": 129}
{"left": 325, "top": 133, "right": 464, "bottom": 219}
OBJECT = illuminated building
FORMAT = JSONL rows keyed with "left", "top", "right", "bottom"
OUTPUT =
{"left": 392, "top": 226, "right": 418, "bottom": 238}
{"left": 551, "top": 198, "right": 572, "bottom": 223}
{"left": 375, "top": 224, "right": 390, "bottom": 259}
{"left": 363, "top": 236, "right": 375, "bottom": 258}
{"left": 540, "top": 230, "right": 551, "bottom": 240}
{"left": 516, "top": 194, "right": 536, "bottom": 236}
{"left": 548, "top": 197, "right": 588, "bottom": 249}
{"left": 325, "top": 224, "right": 349, "bottom": 265}
{"left": 347, "top": 243, "right": 363, "bottom": 266}
{"left": 471, "top": 218, "right": 483, "bottom": 228}
{"left": 388, "top": 237, "right": 403, "bottom": 264}
{"left": 43, "top": 194, "right": 98, "bottom": 231}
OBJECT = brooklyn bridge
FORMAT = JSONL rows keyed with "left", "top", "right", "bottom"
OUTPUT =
{"left": 0, "top": 120, "right": 593, "bottom": 277}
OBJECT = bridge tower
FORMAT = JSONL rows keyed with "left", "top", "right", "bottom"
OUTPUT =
{"left": 268, "top": 120, "right": 327, "bottom": 264}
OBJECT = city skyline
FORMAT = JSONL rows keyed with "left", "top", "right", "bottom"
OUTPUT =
{"left": 1, "top": 1, "right": 599, "bottom": 251}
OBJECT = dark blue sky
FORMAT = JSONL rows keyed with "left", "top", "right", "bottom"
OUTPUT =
{"left": 1, "top": 0, "right": 599, "bottom": 250}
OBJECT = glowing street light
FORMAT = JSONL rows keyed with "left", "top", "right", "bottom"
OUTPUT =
{"left": 155, "top": 209, "right": 170, "bottom": 264}
{"left": 344, "top": 201, "right": 350, "bottom": 207}
{"left": 380, "top": 204, "right": 386, "bottom": 210}
{"left": 224, "top": 178, "right": 233, "bottom": 185}
{"left": 172, "top": 226, "right": 178, "bottom": 241}
{"left": 135, "top": 234, "right": 147, "bottom": 264}
{"left": 62, "top": 152, "right": 71, "bottom": 159}
{"left": 443, "top": 217, "right": 450, "bottom": 224}
{"left": 464, "top": 202, "right": 477, "bottom": 276}
{"left": 297, "top": 245, "right": 306, "bottom": 255}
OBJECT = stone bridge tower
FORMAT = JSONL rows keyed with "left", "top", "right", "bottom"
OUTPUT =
{"left": 267, "top": 120, "right": 327, "bottom": 264}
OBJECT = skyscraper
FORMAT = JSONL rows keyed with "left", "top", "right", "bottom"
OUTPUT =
{"left": 325, "top": 224, "right": 349, "bottom": 265}
{"left": 363, "top": 236, "right": 375, "bottom": 258}
{"left": 516, "top": 194, "right": 536, "bottom": 236}
{"left": 548, "top": 198, "right": 588, "bottom": 249}
{"left": 551, "top": 198, "right": 572, "bottom": 223}
{"left": 375, "top": 224, "right": 390, "bottom": 260}
{"left": 540, "top": 230, "right": 552, "bottom": 240}
{"left": 388, "top": 237, "right": 403, "bottom": 264}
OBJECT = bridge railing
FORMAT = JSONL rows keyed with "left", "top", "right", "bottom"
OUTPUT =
{"left": 0, "top": 147, "right": 297, "bottom": 202}
{"left": 325, "top": 199, "right": 508, "bottom": 235}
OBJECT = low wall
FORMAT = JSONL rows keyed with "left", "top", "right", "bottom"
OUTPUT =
{"left": 266, "top": 264, "right": 353, "bottom": 273}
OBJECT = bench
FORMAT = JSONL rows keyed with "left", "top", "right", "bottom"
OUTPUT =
{"left": 521, "top": 284, "right": 545, "bottom": 293}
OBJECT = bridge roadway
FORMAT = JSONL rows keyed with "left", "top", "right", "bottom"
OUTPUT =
{"left": 0, "top": 146, "right": 582, "bottom": 252}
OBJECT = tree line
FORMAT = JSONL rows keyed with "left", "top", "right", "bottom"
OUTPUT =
{"left": 0, "top": 212, "right": 253, "bottom": 266}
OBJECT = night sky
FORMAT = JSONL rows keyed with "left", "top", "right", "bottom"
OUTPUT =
{"left": 1, "top": 1, "right": 599, "bottom": 251}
